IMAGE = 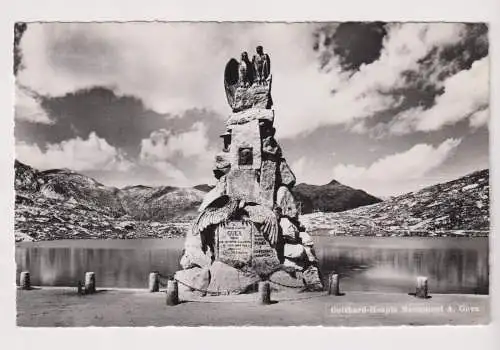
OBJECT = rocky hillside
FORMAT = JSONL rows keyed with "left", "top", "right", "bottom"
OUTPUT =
{"left": 15, "top": 160, "right": 383, "bottom": 241}
{"left": 303, "top": 169, "right": 489, "bottom": 237}
{"left": 293, "top": 179, "right": 382, "bottom": 214}
{"left": 14, "top": 161, "right": 200, "bottom": 242}
{"left": 118, "top": 185, "right": 205, "bottom": 222}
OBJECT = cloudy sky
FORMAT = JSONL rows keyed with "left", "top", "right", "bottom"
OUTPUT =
{"left": 14, "top": 22, "right": 489, "bottom": 197}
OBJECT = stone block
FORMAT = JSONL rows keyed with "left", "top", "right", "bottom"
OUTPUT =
{"left": 230, "top": 119, "right": 261, "bottom": 170}
{"left": 208, "top": 261, "right": 260, "bottom": 295}
{"left": 269, "top": 270, "right": 305, "bottom": 290}
{"left": 174, "top": 267, "right": 210, "bottom": 292}
{"left": 280, "top": 217, "right": 300, "bottom": 243}
{"left": 231, "top": 83, "right": 273, "bottom": 112}
{"left": 226, "top": 169, "right": 261, "bottom": 203}
{"left": 284, "top": 243, "right": 306, "bottom": 259}
{"left": 276, "top": 186, "right": 298, "bottom": 218}
{"left": 283, "top": 257, "right": 306, "bottom": 271}
{"left": 299, "top": 231, "right": 314, "bottom": 246}
{"left": 259, "top": 159, "right": 278, "bottom": 207}
{"left": 226, "top": 108, "right": 274, "bottom": 126}
{"left": 303, "top": 265, "right": 324, "bottom": 291}
{"left": 278, "top": 159, "right": 296, "bottom": 187}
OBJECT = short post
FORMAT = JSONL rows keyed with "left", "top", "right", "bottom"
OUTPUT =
{"left": 416, "top": 276, "right": 428, "bottom": 298}
{"left": 148, "top": 272, "right": 160, "bottom": 292}
{"left": 20, "top": 271, "right": 31, "bottom": 290}
{"left": 166, "top": 280, "right": 179, "bottom": 306}
{"left": 328, "top": 273, "right": 340, "bottom": 296}
{"left": 258, "top": 281, "right": 271, "bottom": 305}
{"left": 85, "top": 272, "right": 96, "bottom": 294}
{"left": 77, "top": 280, "right": 84, "bottom": 295}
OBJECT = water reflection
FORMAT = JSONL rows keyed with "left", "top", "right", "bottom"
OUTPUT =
{"left": 16, "top": 237, "right": 489, "bottom": 294}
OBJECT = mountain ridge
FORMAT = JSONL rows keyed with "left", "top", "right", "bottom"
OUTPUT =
{"left": 14, "top": 160, "right": 489, "bottom": 241}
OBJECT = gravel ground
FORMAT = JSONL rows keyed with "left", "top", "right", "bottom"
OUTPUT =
{"left": 17, "top": 287, "right": 489, "bottom": 327}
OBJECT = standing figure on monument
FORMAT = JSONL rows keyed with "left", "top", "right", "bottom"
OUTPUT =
{"left": 252, "top": 46, "right": 271, "bottom": 85}
{"left": 238, "top": 52, "right": 254, "bottom": 87}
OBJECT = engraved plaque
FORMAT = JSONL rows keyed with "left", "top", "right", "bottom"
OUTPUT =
{"left": 216, "top": 221, "right": 252, "bottom": 265}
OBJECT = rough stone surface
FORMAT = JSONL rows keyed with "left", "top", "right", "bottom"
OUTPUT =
{"left": 278, "top": 159, "right": 296, "bottom": 187}
{"left": 179, "top": 233, "right": 213, "bottom": 269}
{"left": 276, "top": 186, "right": 298, "bottom": 218}
{"left": 299, "top": 231, "right": 314, "bottom": 246}
{"left": 174, "top": 267, "right": 210, "bottom": 291}
{"left": 302, "top": 265, "right": 324, "bottom": 291}
{"left": 208, "top": 261, "right": 260, "bottom": 295}
{"left": 231, "top": 82, "right": 272, "bottom": 112}
{"left": 280, "top": 217, "right": 300, "bottom": 243}
{"left": 226, "top": 169, "right": 261, "bottom": 203}
{"left": 283, "top": 257, "right": 306, "bottom": 271}
{"left": 284, "top": 243, "right": 306, "bottom": 259}
{"left": 259, "top": 159, "right": 278, "bottom": 207}
{"left": 230, "top": 120, "right": 262, "bottom": 170}
{"left": 251, "top": 221, "right": 281, "bottom": 277}
{"left": 269, "top": 270, "right": 305, "bottom": 290}
{"left": 262, "top": 136, "right": 281, "bottom": 157}
{"left": 226, "top": 108, "right": 274, "bottom": 126}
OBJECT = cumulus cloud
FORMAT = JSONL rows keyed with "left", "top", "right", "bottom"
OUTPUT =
{"left": 469, "top": 108, "right": 489, "bottom": 129}
{"left": 391, "top": 57, "right": 489, "bottom": 133}
{"left": 139, "top": 122, "right": 215, "bottom": 186}
{"left": 16, "top": 132, "right": 132, "bottom": 172}
{"left": 332, "top": 138, "right": 462, "bottom": 196}
{"left": 15, "top": 84, "right": 53, "bottom": 124}
{"left": 18, "top": 22, "right": 486, "bottom": 138}
{"left": 140, "top": 122, "right": 209, "bottom": 160}
{"left": 291, "top": 23, "right": 469, "bottom": 135}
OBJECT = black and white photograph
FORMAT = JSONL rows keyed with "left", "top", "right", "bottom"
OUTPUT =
{"left": 13, "top": 21, "right": 490, "bottom": 327}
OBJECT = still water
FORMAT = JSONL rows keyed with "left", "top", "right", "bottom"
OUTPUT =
{"left": 15, "top": 236, "right": 489, "bottom": 294}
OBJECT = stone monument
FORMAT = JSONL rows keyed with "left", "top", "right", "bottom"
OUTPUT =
{"left": 175, "top": 46, "right": 323, "bottom": 295}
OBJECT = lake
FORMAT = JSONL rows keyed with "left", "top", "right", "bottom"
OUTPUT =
{"left": 15, "top": 236, "right": 489, "bottom": 294}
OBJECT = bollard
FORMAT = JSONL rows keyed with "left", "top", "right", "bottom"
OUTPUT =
{"left": 148, "top": 272, "right": 160, "bottom": 292}
{"left": 85, "top": 272, "right": 96, "bottom": 294}
{"left": 258, "top": 281, "right": 271, "bottom": 305}
{"left": 77, "top": 280, "right": 84, "bottom": 295}
{"left": 20, "top": 271, "right": 31, "bottom": 290}
{"left": 328, "top": 273, "right": 340, "bottom": 296}
{"left": 166, "top": 280, "right": 179, "bottom": 306}
{"left": 416, "top": 276, "right": 428, "bottom": 298}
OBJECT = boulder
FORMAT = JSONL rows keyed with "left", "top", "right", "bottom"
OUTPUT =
{"left": 299, "top": 231, "right": 314, "bottom": 246}
{"left": 278, "top": 159, "right": 296, "bottom": 187}
{"left": 259, "top": 159, "right": 278, "bottom": 207}
{"left": 304, "top": 246, "right": 318, "bottom": 263}
{"left": 269, "top": 270, "right": 305, "bottom": 290}
{"left": 208, "top": 261, "right": 260, "bottom": 295}
{"left": 276, "top": 186, "right": 298, "bottom": 218}
{"left": 180, "top": 234, "right": 213, "bottom": 269}
{"left": 280, "top": 217, "right": 300, "bottom": 243}
{"left": 283, "top": 257, "right": 306, "bottom": 271}
{"left": 284, "top": 243, "right": 306, "bottom": 259}
{"left": 231, "top": 83, "right": 273, "bottom": 112}
{"left": 174, "top": 267, "right": 210, "bottom": 292}
{"left": 302, "top": 265, "right": 324, "bottom": 291}
{"left": 226, "top": 108, "right": 274, "bottom": 126}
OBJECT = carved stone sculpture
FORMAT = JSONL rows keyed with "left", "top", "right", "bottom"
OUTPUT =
{"left": 177, "top": 45, "right": 323, "bottom": 294}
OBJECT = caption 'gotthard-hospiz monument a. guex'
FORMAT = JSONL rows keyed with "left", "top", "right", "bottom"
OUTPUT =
{"left": 175, "top": 46, "right": 324, "bottom": 294}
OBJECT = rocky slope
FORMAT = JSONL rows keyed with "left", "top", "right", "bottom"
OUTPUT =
{"left": 14, "top": 161, "right": 196, "bottom": 242}
{"left": 14, "top": 160, "right": 383, "bottom": 241}
{"left": 302, "top": 169, "right": 489, "bottom": 237}
{"left": 292, "top": 179, "right": 382, "bottom": 214}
